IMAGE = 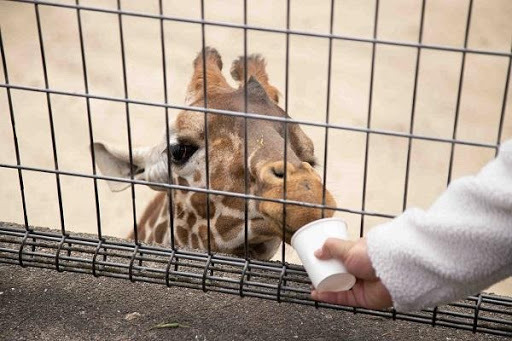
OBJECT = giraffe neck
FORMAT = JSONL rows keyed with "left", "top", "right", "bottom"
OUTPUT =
{"left": 134, "top": 192, "right": 280, "bottom": 259}
{"left": 133, "top": 192, "right": 171, "bottom": 244}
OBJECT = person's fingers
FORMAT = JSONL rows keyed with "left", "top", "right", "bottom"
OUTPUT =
{"left": 314, "top": 238, "right": 355, "bottom": 261}
{"left": 315, "top": 238, "right": 377, "bottom": 280}
{"left": 311, "top": 280, "right": 392, "bottom": 310}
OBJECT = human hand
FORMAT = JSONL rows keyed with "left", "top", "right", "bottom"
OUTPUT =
{"left": 310, "top": 238, "right": 393, "bottom": 310}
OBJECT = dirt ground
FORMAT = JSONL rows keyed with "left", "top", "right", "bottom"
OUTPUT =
{"left": 1, "top": 263, "right": 509, "bottom": 341}
{"left": 0, "top": 0, "right": 511, "bottom": 296}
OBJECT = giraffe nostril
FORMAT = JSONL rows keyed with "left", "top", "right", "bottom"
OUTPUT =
{"left": 272, "top": 167, "right": 285, "bottom": 179}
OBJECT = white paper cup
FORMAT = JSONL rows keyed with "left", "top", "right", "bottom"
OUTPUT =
{"left": 291, "top": 218, "right": 356, "bottom": 292}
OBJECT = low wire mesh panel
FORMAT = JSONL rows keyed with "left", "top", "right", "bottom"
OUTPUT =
{"left": 0, "top": 0, "right": 511, "bottom": 337}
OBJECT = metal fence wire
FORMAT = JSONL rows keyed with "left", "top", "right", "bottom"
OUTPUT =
{"left": 1, "top": 0, "right": 512, "bottom": 337}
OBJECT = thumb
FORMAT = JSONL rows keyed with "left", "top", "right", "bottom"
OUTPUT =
{"left": 314, "top": 238, "right": 355, "bottom": 262}
{"left": 315, "top": 237, "right": 377, "bottom": 280}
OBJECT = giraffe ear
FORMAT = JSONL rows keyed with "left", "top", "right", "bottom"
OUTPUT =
{"left": 245, "top": 77, "right": 271, "bottom": 102}
{"left": 92, "top": 142, "right": 146, "bottom": 192}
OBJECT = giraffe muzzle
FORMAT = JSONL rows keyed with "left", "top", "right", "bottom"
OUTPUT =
{"left": 257, "top": 161, "right": 337, "bottom": 242}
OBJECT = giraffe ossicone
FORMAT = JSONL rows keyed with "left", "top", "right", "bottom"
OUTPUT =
{"left": 92, "top": 47, "right": 337, "bottom": 260}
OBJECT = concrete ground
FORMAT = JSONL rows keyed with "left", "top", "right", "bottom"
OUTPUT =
{"left": 0, "top": 264, "right": 507, "bottom": 341}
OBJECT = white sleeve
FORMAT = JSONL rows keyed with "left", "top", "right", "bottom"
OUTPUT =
{"left": 366, "top": 140, "right": 512, "bottom": 312}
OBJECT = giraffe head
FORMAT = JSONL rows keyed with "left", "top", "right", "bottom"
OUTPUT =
{"left": 93, "top": 48, "right": 336, "bottom": 259}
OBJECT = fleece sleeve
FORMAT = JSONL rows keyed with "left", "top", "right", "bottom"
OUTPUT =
{"left": 366, "top": 140, "right": 512, "bottom": 312}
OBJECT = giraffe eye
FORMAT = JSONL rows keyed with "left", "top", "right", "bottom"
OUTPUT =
{"left": 169, "top": 144, "right": 198, "bottom": 165}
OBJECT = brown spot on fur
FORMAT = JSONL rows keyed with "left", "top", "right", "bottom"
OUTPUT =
{"left": 222, "top": 196, "right": 245, "bottom": 211}
{"left": 177, "top": 177, "right": 190, "bottom": 188}
{"left": 187, "top": 214, "right": 197, "bottom": 228}
{"left": 153, "top": 221, "right": 168, "bottom": 244}
{"left": 134, "top": 192, "right": 166, "bottom": 241}
{"left": 176, "top": 177, "right": 191, "bottom": 196}
{"left": 191, "top": 233, "right": 199, "bottom": 249}
{"left": 193, "top": 171, "right": 201, "bottom": 182}
{"left": 210, "top": 158, "right": 244, "bottom": 192}
{"left": 177, "top": 225, "right": 189, "bottom": 245}
{"left": 138, "top": 192, "right": 166, "bottom": 228}
{"left": 209, "top": 137, "right": 241, "bottom": 191}
{"left": 210, "top": 169, "right": 226, "bottom": 191}
{"left": 216, "top": 216, "right": 242, "bottom": 241}
{"left": 229, "top": 155, "right": 244, "bottom": 179}
{"left": 190, "top": 193, "right": 215, "bottom": 218}
{"left": 214, "top": 137, "right": 233, "bottom": 149}
{"left": 198, "top": 225, "right": 216, "bottom": 251}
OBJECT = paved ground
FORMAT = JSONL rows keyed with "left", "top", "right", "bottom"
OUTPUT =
{"left": 0, "top": 264, "right": 507, "bottom": 341}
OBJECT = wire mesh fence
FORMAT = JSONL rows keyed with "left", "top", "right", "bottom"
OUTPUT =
{"left": 0, "top": 0, "right": 511, "bottom": 337}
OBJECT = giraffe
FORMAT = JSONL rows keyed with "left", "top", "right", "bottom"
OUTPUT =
{"left": 92, "top": 47, "right": 337, "bottom": 260}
